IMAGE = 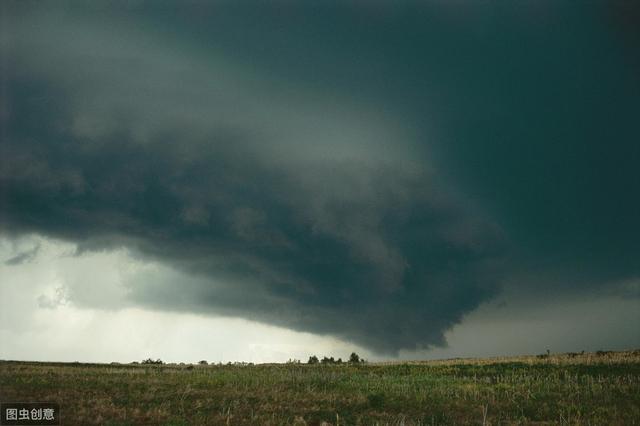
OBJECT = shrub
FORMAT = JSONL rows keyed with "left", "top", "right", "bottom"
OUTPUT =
{"left": 367, "top": 392, "right": 385, "bottom": 409}
{"left": 307, "top": 355, "right": 319, "bottom": 364}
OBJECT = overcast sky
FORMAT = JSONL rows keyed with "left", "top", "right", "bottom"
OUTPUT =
{"left": 1, "top": 1, "right": 639, "bottom": 363}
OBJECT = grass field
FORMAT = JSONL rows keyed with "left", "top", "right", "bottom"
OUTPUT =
{"left": 1, "top": 350, "right": 639, "bottom": 425}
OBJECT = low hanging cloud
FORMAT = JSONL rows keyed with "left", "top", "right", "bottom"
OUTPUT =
{"left": 4, "top": 244, "right": 40, "bottom": 266}
{"left": 0, "top": 4, "right": 506, "bottom": 354}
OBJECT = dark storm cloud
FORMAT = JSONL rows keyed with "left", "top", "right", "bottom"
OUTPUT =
{"left": 1, "top": 1, "right": 638, "bottom": 353}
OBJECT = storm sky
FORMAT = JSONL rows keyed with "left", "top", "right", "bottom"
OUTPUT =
{"left": 1, "top": 1, "right": 639, "bottom": 362}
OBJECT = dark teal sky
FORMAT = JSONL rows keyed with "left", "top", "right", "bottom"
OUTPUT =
{"left": 1, "top": 1, "right": 639, "bottom": 355}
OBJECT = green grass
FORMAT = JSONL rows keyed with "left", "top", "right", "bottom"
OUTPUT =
{"left": 1, "top": 350, "right": 639, "bottom": 425}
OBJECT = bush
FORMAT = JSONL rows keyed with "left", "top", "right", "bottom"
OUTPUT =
{"left": 199, "top": 360, "right": 208, "bottom": 365}
{"left": 141, "top": 358, "right": 163, "bottom": 365}
{"left": 367, "top": 392, "right": 385, "bottom": 409}
{"left": 307, "top": 355, "right": 319, "bottom": 364}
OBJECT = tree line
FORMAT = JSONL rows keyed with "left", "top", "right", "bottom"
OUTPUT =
{"left": 307, "top": 352, "right": 366, "bottom": 365}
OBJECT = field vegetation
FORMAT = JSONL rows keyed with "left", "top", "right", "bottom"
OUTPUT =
{"left": 1, "top": 350, "right": 639, "bottom": 425}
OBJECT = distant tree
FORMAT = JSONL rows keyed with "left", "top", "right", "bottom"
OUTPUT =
{"left": 307, "top": 355, "right": 319, "bottom": 364}
{"left": 336, "top": 358, "right": 343, "bottom": 364}
{"left": 199, "top": 360, "right": 208, "bottom": 365}
{"left": 349, "top": 352, "right": 361, "bottom": 364}
{"left": 142, "top": 358, "right": 163, "bottom": 365}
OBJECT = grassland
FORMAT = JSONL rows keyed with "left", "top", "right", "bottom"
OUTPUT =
{"left": 1, "top": 350, "right": 639, "bottom": 425}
